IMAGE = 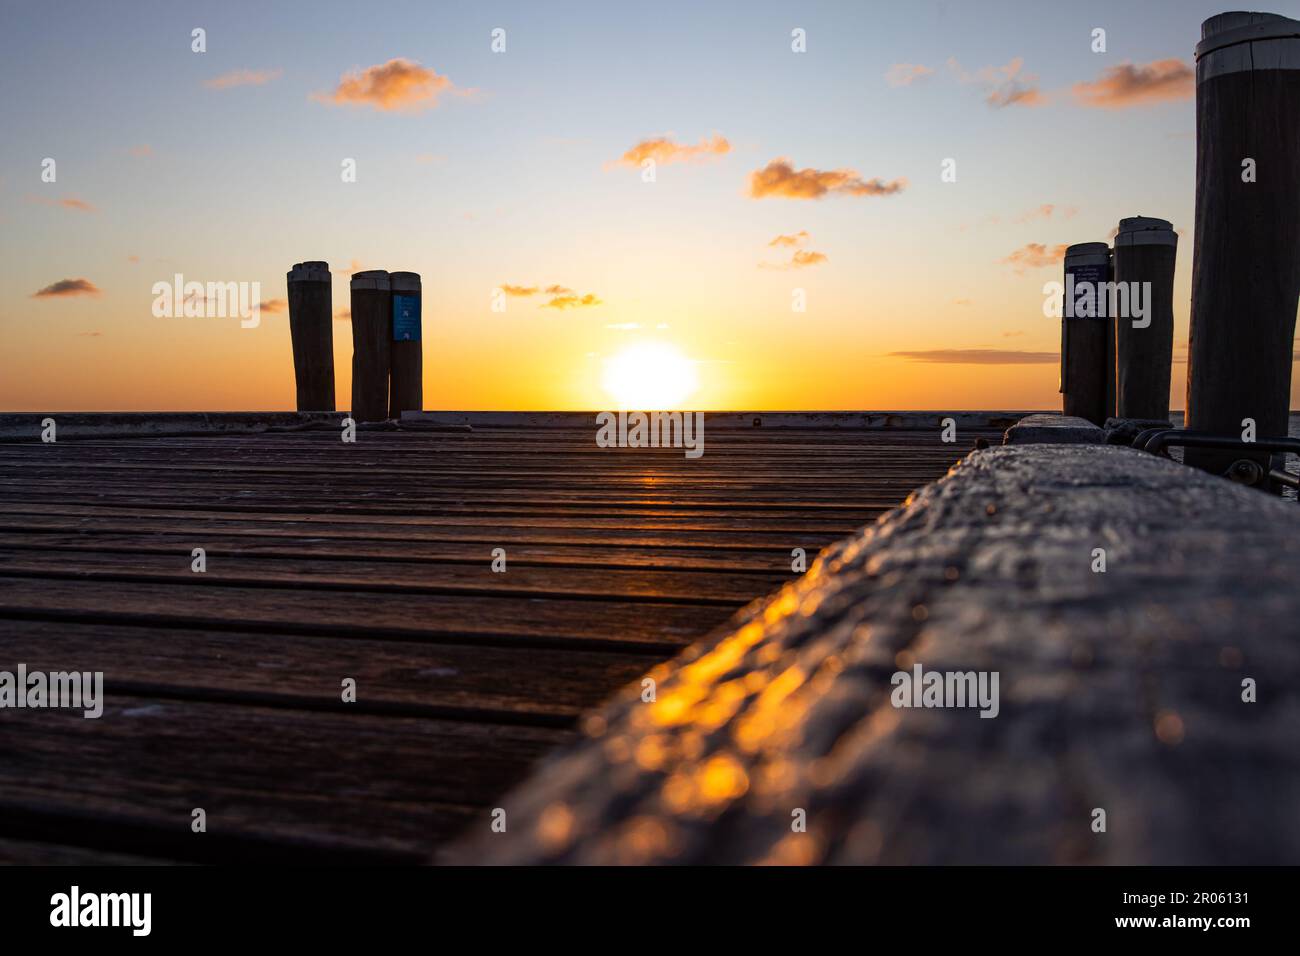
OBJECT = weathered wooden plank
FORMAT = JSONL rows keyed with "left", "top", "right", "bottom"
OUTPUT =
{"left": 0, "top": 618, "right": 651, "bottom": 719}
{"left": 0, "top": 837, "right": 179, "bottom": 866}
{"left": 0, "top": 531, "right": 794, "bottom": 573}
{"left": 0, "top": 511, "right": 843, "bottom": 551}
{"left": 0, "top": 576, "right": 729, "bottom": 651}
{"left": 0, "top": 548, "right": 792, "bottom": 603}
{"left": 0, "top": 698, "right": 568, "bottom": 861}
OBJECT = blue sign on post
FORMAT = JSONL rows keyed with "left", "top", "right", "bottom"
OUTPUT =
{"left": 393, "top": 294, "right": 421, "bottom": 341}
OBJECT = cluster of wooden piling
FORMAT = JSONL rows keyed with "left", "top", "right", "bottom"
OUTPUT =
{"left": 1059, "top": 220, "right": 1177, "bottom": 427}
{"left": 1060, "top": 11, "right": 1299, "bottom": 493}
{"left": 285, "top": 262, "right": 423, "bottom": 422}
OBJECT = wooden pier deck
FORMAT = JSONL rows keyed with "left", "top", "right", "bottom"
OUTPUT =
{"left": 0, "top": 413, "right": 1006, "bottom": 863}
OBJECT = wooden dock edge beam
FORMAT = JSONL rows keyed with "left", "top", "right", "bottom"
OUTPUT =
{"left": 443, "top": 441, "right": 1300, "bottom": 864}
{"left": 1003, "top": 414, "right": 1105, "bottom": 445}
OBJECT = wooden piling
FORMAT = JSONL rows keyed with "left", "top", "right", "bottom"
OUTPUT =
{"left": 285, "top": 262, "right": 335, "bottom": 411}
{"left": 1060, "top": 242, "right": 1111, "bottom": 426}
{"left": 1186, "top": 12, "right": 1300, "bottom": 485}
{"left": 1114, "top": 217, "right": 1177, "bottom": 422}
{"left": 349, "top": 270, "right": 391, "bottom": 423}
{"left": 388, "top": 272, "right": 423, "bottom": 419}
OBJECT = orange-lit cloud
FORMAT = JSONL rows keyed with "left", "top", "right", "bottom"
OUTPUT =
{"left": 885, "top": 63, "right": 933, "bottom": 87}
{"left": 1000, "top": 242, "right": 1068, "bottom": 273}
{"left": 761, "top": 231, "right": 826, "bottom": 268}
{"left": 790, "top": 250, "right": 827, "bottom": 268}
{"left": 257, "top": 298, "right": 287, "bottom": 314}
{"left": 890, "top": 349, "right": 1056, "bottom": 364}
{"left": 128, "top": 144, "right": 152, "bottom": 158}
{"left": 29, "top": 195, "right": 96, "bottom": 212}
{"left": 127, "top": 255, "right": 139, "bottom": 263}
{"left": 315, "top": 58, "right": 459, "bottom": 112}
{"left": 748, "top": 158, "right": 906, "bottom": 200}
{"left": 501, "top": 283, "right": 600, "bottom": 308}
{"left": 768, "top": 231, "right": 810, "bottom": 248}
{"left": 1071, "top": 59, "right": 1193, "bottom": 109}
{"left": 205, "top": 68, "right": 283, "bottom": 90}
{"left": 949, "top": 57, "right": 1045, "bottom": 108}
{"left": 542, "top": 292, "right": 602, "bottom": 310}
{"left": 1013, "top": 203, "right": 1078, "bottom": 223}
{"left": 32, "top": 278, "right": 101, "bottom": 299}
{"left": 612, "top": 134, "right": 730, "bottom": 168}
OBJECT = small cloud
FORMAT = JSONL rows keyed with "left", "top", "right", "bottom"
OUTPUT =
{"left": 32, "top": 278, "right": 101, "bottom": 299}
{"left": 761, "top": 231, "right": 826, "bottom": 268}
{"left": 544, "top": 284, "right": 574, "bottom": 296}
{"left": 334, "top": 308, "right": 351, "bottom": 321}
{"left": 605, "top": 322, "right": 640, "bottom": 330}
{"left": 205, "top": 68, "right": 283, "bottom": 91}
{"left": 748, "top": 158, "right": 906, "bottom": 200}
{"left": 761, "top": 231, "right": 827, "bottom": 269}
{"left": 790, "top": 249, "right": 827, "bottom": 268}
{"left": 28, "top": 195, "right": 96, "bottom": 213}
{"left": 1013, "top": 204, "right": 1078, "bottom": 224}
{"left": 127, "top": 255, "right": 139, "bottom": 264}
{"left": 611, "top": 134, "right": 730, "bottom": 168}
{"left": 542, "top": 293, "right": 602, "bottom": 310}
{"left": 953, "top": 298, "right": 972, "bottom": 306}
{"left": 1072, "top": 59, "right": 1193, "bottom": 109}
{"left": 315, "top": 58, "right": 461, "bottom": 112}
{"left": 128, "top": 144, "right": 152, "bottom": 158}
{"left": 1000, "top": 242, "right": 1068, "bottom": 273}
{"left": 768, "top": 230, "right": 810, "bottom": 248}
{"left": 257, "top": 298, "right": 287, "bottom": 314}
{"left": 1002, "top": 330, "right": 1026, "bottom": 338}
{"left": 337, "top": 259, "right": 363, "bottom": 276}
{"left": 414, "top": 152, "right": 446, "bottom": 165}
{"left": 500, "top": 284, "right": 540, "bottom": 297}
{"left": 885, "top": 63, "right": 933, "bottom": 87}
{"left": 77, "top": 331, "right": 102, "bottom": 337}
{"left": 949, "top": 56, "right": 1045, "bottom": 109}
{"left": 890, "top": 348, "right": 1056, "bottom": 365}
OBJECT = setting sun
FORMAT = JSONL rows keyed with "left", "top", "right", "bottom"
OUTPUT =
{"left": 601, "top": 342, "right": 699, "bottom": 409}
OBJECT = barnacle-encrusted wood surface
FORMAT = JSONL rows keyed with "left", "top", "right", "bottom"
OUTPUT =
{"left": 447, "top": 444, "right": 1300, "bottom": 864}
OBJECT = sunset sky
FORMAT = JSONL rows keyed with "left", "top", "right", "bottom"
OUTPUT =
{"left": 3, "top": 0, "right": 1292, "bottom": 411}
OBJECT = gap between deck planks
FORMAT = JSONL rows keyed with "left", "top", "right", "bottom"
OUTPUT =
{"left": 0, "top": 421, "right": 997, "bottom": 862}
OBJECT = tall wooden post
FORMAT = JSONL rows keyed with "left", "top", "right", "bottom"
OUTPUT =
{"left": 1114, "top": 217, "right": 1177, "bottom": 423}
{"left": 388, "top": 272, "right": 423, "bottom": 418}
{"left": 285, "top": 261, "right": 335, "bottom": 411}
{"left": 1061, "top": 242, "right": 1111, "bottom": 425}
{"left": 349, "top": 270, "right": 391, "bottom": 423}
{"left": 1187, "top": 12, "right": 1300, "bottom": 485}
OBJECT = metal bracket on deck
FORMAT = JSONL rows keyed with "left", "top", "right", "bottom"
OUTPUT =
{"left": 1131, "top": 428, "right": 1300, "bottom": 493}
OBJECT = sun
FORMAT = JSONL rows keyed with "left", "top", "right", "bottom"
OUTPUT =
{"left": 601, "top": 342, "right": 699, "bottom": 409}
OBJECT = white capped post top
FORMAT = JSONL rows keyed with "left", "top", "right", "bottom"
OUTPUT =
{"left": 389, "top": 272, "right": 421, "bottom": 292}
{"left": 1064, "top": 242, "right": 1111, "bottom": 266}
{"left": 350, "top": 269, "right": 391, "bottom": 291}
{"left": 1196, "top": 12, "right": 1300, "bottom": 80}
{"left": 1115, "top": 216, "right": 1177, "bottom": 247}
{"left": 287, "top": 261, "right": 331, "bottom": 283}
